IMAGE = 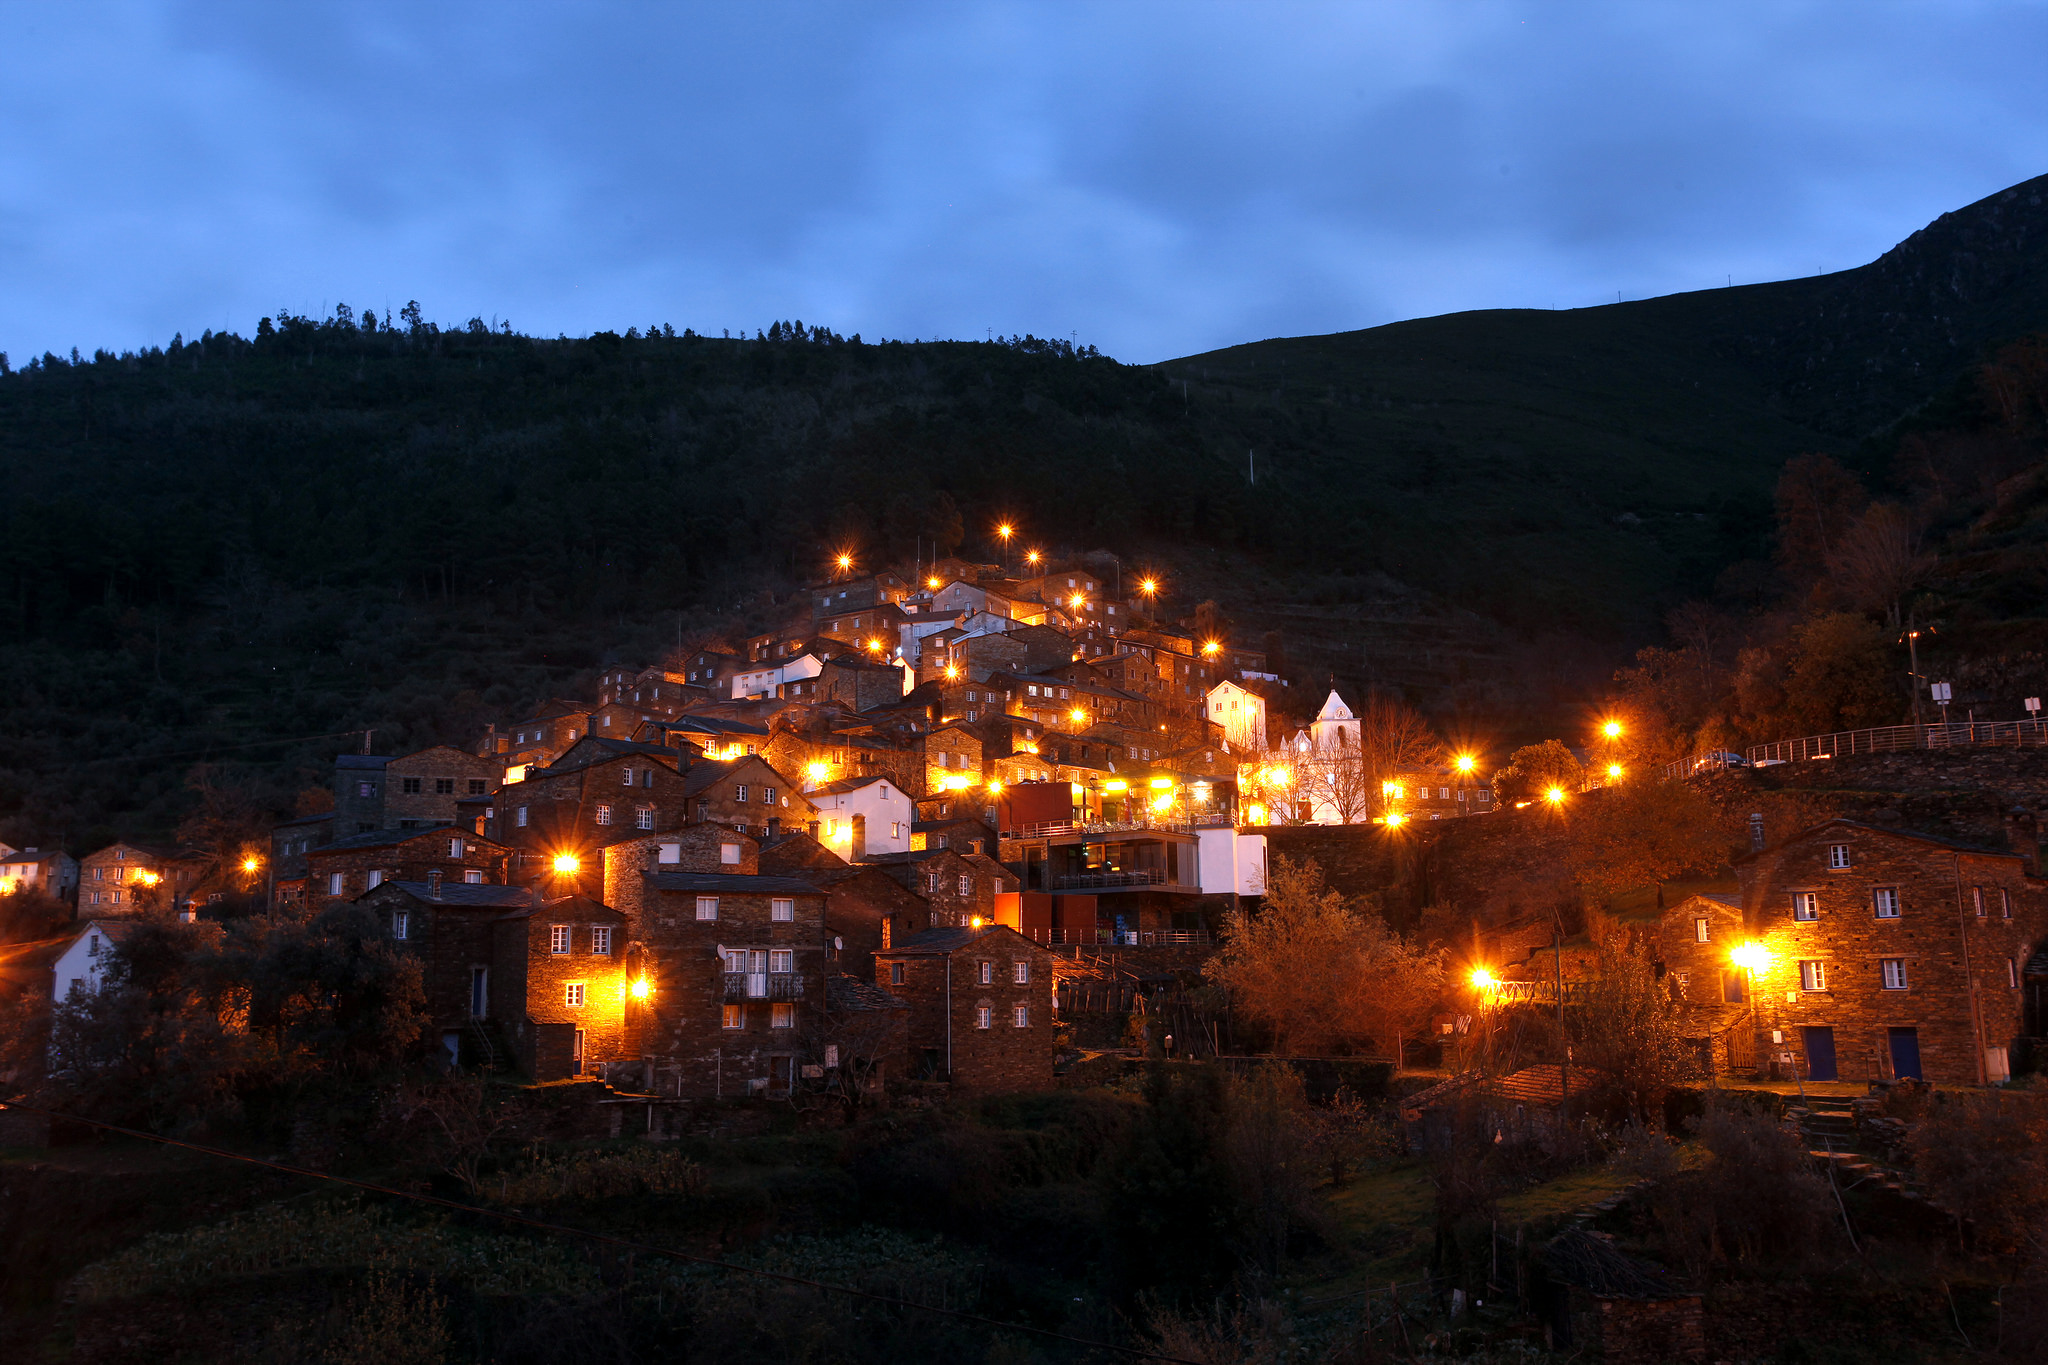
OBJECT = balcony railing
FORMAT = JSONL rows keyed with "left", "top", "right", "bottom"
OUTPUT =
{"left": 1053, "top": 869, "right": 1168, "bottom": 890}
{"left": 1004, "top": 815, "right": 1198, "bottom": 841}
{"left": 1025, "top": 927, "right": 1214, "bottom": 946}
{"left": 722, "top": 972, "right": 804, "bottom": 1002}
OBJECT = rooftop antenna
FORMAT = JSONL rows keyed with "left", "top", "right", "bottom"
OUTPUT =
{"left": 361, "top": 728, "right": 373, "bottom": 755}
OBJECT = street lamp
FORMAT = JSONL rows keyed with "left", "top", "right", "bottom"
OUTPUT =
{"left": 1602, "top": 719, "right": 1623, "bottom": 740}
{"left": 552, "top": 853, "right": 580, "bottom": 875}
{"left": 1544, "top": 787, "right": 1567, "bottom": 807}
{"left": 996, "top": 523, "right": 1014, "bottom": 570}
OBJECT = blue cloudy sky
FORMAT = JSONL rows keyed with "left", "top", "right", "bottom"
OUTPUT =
{"left": 4, "top": 1, "right": 2046, "bottom": 364}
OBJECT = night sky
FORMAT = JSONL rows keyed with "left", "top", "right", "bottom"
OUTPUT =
{"left": 4, "top": 2, "right": 2045, "bottom": 363}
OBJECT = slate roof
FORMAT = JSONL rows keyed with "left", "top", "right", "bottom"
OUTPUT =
{"left": 644, "top": 871, "right": 827, "bottom": 896}
{"left": 1731, "top": 817, "right": 2024, "bottom": 865}
{"left": 875, "top": 924, "right": 1034, "bottom": 956}
{"left": 496, "top": 894, "right": 624, "bottom": 921}
{"left": 825, "top": 974, "right": 911, "bottom": 1012}
{"left": 273, "top": 812, "right": 337, "bottom": 828}
{"left": 812, "top": 774, "right": 898, "bottom": 797}
{"left": 311, "top": 825, "right": 505, "bottom": 853}
{"left": 370, "top": 881, "right": 537, "bottom": 908}
{"left": 335, "top": 754, "right": 390, "bottom": 771}
{"left": 538, "top": 736, "right": 685, "bottom": 775}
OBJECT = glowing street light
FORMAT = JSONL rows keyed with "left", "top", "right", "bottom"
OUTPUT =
{"left": 629, "top": 977, "right": 652, "bottom": 1001}
{"left": 926, "top": 577, "right": 941, "bottom": 590}
{"left": 1602, "top": 719, "right": 1623, "bottom": 740}
{"left": 1455, "top": 754, "right": 1477, "bottom": 774}
{"left": 806, "top": 762, "right": 830, "bottom": 783}
{"left": 1729, "top": 942, "right": 1770, "bottom": 974}
{"left": 835, "top": 553, "right": 853, "bottom": 574}
{"left": 1138, "top": 577, "right": 1158, "bottom": 597}
{"left": 552, "top": 853, "right": 580, "bottom": 874}
{"left": 1469, "top": 967, "right": 1497, "bottom": 990}
{"left": 1025, "top": 549, "right": 1042, "bottom": 568}
{"left": 1544, "top": 787, "right": 1567, "bottom": 806}
{"left": 1202, "top": 640, "right": 1221, "bottom": 656}
{"left": 1607, "top": 763, "right": 1624, "bottom": 779}
{"left": 241, "top": 857, "right": 260, "bottom": 874}
{"left": 1069, "top": 707, "right": 1088, "bottom": 725}
{"left": 1384, "top": 811, "right": 1407, "bottom": 828}
{"left": 944, "top": 664, "right": 960, "bottom": 680}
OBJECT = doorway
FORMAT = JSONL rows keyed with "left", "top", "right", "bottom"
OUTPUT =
{"left": 768, "top": 1055, "right": 793, "bottom": 1097}
{"left": 572, "top": 1029, "right": 586, "bottom": 1076}
{"left": 1888, "top": 1027, "right": 1923, "bottom": 1080}
{"left": 1802, "top": 1026, "right": 1838, "bottom": 1082}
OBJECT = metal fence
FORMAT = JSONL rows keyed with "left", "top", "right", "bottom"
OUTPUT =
{"left": 1659, "top": 719, "right": 2048, "bottom": 780}
{"left": 1027, "top": 927, "right": 1212, "bottom": 947}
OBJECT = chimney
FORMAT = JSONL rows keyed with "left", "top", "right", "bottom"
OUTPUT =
{"left": 1748, "top": 812, "right": 1766, "bottom": 852}
{"left": 427, "top": 868, "right": 443, "bottom": 900}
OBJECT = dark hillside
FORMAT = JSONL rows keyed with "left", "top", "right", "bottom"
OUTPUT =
{"left": 3, "top": 175, "right": 2048, "bottom": 844}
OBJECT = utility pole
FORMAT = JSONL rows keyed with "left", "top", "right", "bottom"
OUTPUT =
{"left": 1905, "top": 615, "right": 1925, "bottom": 738}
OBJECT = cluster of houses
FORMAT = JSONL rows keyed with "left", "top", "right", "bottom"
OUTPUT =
{"left": 30, "top": 553, "right": 2048, "bottom": 1097}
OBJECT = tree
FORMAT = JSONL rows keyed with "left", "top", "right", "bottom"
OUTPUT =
{"left": 1206, "top": 857, "right": 1441, "bottom": 1059}
{"left": 921, "top": 491, "right": 964, "bottom": 558}
{"left": 1773, "top": 452, "right": 1868, "bottom": 586}
{"left": 1567, "top": 934, "right": 1700, "bottom": 1122}
{"left": 1780, "top": 611, "right": 1899, "bottom": 734}
{"left": 1289, "top": 691, "right": 1442, "bottom": 824}
{"left": 1824, "top": 502, "right": 1931, "bottom": 628}
{"left": 1568, "top": 778, "right": 1730, "bottom": 900}
{"left": 1491, "top": 740, "right": 1584, "bottom": 807}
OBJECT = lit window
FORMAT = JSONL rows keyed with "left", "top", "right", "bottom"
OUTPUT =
{"left": 550, "top": 924, "right": 571, "bottom": 954}
{"left": 464, "top": 869, "right": 483, "bottom": 884}
{"left": 392, "top": 911, "right": 409, "bottom": 940}
{"left": 592, "top": 926, "right": 612, "bottom": 955}
{"left": 696, "top": 896, "right": 718, "bottom": 921}
{"left": 1014, "top": 1005, "right": 1029, "bottom": 1028}
{"left": 565, "top": 982, "right": 586, "bottom": 1007}
{"left": 1827, "top": 843, "right": 1851, "bottom": 869}
{"left": 979, "top": 961, "right": 992, "bottom": 985}
{"left": 1792, "top": 892, "right": 1819, "bottom": 921}
{"left": 1799, "top": 960, "right": 1827, "bottom": 992}
{"left": 976, "top": 1006, "right": 992, "bottom": 1029}
{"left": 722, "top": 1004, "right": 744, "bottom": 1029}
{"left": 772, "top": 1002, "right": 795, "bottom": 1028}
{"left": 1013, "top": 960, "right": 1030, "bottom": 984}
{"left": 772, "top": 897, "right": 794, "bottom": 922}
{"left": 1693, "top": 917, "right": 1710, "bottom": 943}
{"left": 1881, "top": 959, "right": 1908, "bottom": 990}
{"left": 594, "top": 804, "right": 612, "bottom": 826}
{"left": 1874, "top": 888, "right": 1900, "bottom": 919}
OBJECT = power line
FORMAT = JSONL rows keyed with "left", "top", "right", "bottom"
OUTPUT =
{"left": 0, "top": 1097, "right": 1201, "bottom": 1364}
{"left": 0, "top": 728, "right": 368, "bottom": 774}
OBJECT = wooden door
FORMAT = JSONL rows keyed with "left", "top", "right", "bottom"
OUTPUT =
{"left": 1803, "top": 1026, "right": 1838, "bottom": 1082}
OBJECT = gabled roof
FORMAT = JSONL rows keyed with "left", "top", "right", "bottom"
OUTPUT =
{"left": 858, "top": 848, "right": 969, "bottom": 867}
{"left": 312, "top": 825, "right": 506, "bottom": 854}
{"left": 826, "top": 974, "right": 911, "bottom": 1012}
{"left": 874, "top": 923, "right": 1039, "bottom": 957}
{"left": 1732, "top": 817, "right": 2026, "bottom": 866}
{"left": 537, "top": 736, "right": 685, "bottom": 776}
{"left": 63, "top": 918, "right": 140, "bottom": 949}
{"left": 644, "top": 871, "right": 827, "bottom": 896}
{"left": 812, "top": 774, "right": 899, "bottom": 797}
{"left": 678, "top": 753, "right": 797, "bottom": 798}
{"left": 662, "top": 714, "right": 772, "bottom": 736}
{"left": 365, "top": 881, "right": 538, "bottom": 908}
{"left": 496, "top": 894, "right": 625, "bottom": 922}
{"left": 273, "top": 812, "right": 337, "bottom": 829}
{"left": 1314, "top": 689, "right": 1355, "bottom": 723}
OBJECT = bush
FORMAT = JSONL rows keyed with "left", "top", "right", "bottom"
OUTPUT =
{"left": 486, "top": 1144, "right": 707, "bottom": 1205}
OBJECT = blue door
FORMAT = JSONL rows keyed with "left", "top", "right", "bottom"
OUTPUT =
{"left": 1888, "top": 1027, "right": 1923, "bottom": 1080}
{"left": 1803, "top": 1026, "right": 1838, "bottom": 1082}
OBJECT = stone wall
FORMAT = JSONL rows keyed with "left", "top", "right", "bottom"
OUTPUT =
{"left": 876, "top": 930, "right": 1053, "bottom": 1091}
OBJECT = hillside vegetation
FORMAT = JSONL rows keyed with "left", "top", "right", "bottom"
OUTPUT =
{"left": 2, "top": 174, "right": 2047, "bottom": 845}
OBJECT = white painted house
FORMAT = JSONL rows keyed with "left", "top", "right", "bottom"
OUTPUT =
{"left": 1196, "top": 827, "right": 1268, "bottom": 897}
{"left": 1205, "top": 680, "right": 1268, "bottom": 754}
{"left": 52, "top": 920, "right": 138, "bottom": 1001}
{"left": 810, "top": 774, "right": 914, "bottom": 858}
{"left": 730, "top": 652, "right": 824, "bottom": 701}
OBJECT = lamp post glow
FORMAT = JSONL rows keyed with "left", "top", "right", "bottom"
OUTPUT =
{"left": 1455, "top": 754, "right": 1476, "bottom": 774}
{"left": 1602, "top": 719, "right": 1623, "bottom": 740}
{"left": 629, "top": 977, "right": 652, "bottom": 1001}
{"left": 1384, "top": 811, "right": 1407, "bottom": 828}
{"left": 1025, "top": 549, "right": 1041, "bottom": 569}
{"left": 552, "top": 853, "right": 580, "bottom": 875}
{"left": 1469, "top": 967, "right": 1497, "bottom": 991}
{"left": 996, "top": 523, "right": 1014, "bottom": 571}
{"left": 1544, "top": 786, "right": 1567, "bottom": 806}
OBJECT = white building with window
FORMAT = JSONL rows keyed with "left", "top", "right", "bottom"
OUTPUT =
{"left": 51, "top": 920, "right": 138, "bottom": 1001}
{"left": 1205, "top": 680, "right": 1268, "bottom": 754}
{"left": 810, "top": 775, "right": 914, "bottom": 858}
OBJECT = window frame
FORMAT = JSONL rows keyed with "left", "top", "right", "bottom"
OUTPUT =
{"left": 592, "top": 926, "right": 612, "bottom": 956}
{"left": 1827, "top": 843, "right": 1852, "bottom": 870}
{"left": 1873, "top": 886, "right": 1901, "bottom": 919}
{"left": 1792, "top": 891, "right": 1820, "bottom": 922}
{"left": 1880, "top": 958, "right": 1908, "bottom": 991}
{"left": 1798, "top": 960, "right": 1828, "bottom": 992}
{"left": 549, "top": 924, "right": 572, "bottom": 955}
{"left": 695, "top": 896, "right": 719, "bottom": 921}
{"left": 772, "top": 897, "right": 795, "bottom": 922}
{"left": 565, "top": 982, "right": 586, "bottom": 1008}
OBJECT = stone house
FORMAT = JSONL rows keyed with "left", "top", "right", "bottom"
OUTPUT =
{"left": 813, "top": 653, "right": 909, "bottom": 710}
{"left": 490, "top": 737, "right": 695, "bottom": 885}
{"left": 600, "top": 832, "right": 831, "bottom": 1098}
{"left": 680, "top": 649, "right": 744, "bottom": 698}
{"left": 268, "top": 812, "right": 336, "bottom": 909}
{"left": 862, "top": 848, "right": 1018, "bottom": 930}
{"left": 783, "top": 863, "right": 929, "bottom": 982}
{"left": 490, "top": 894, "right": 632, "bottom": 1080}
{"left": 306, "top": 827, "right": 513, "bottom": 906}
{"left": 333, "top": 753, "right": 390, "bottom": 835}
{"left": 812, "top": 572, "right": 910, "bottom": 617}
{"left": 677, "top": 754, "right": 818, "bottom": 840}
{"left": 502, "top": 702, "right": 595, "bottom": 773}
{"left": 78, "top": 842, "right": 206, "bottom": 916}
{"left": 0, "top": 847, "right": 79, "bottom": 902}
{"left": 1654, "top": 819, "right": 2048, "bottom": 1085}
{"left": 872, "top": 924, "right": 1054, "bottom": 1090}
{"left": 355, "top": 879, "right": 538, "bottom": 1067}
{"left": 381, "top": 746, "right": 501, "bottom": 830}
{"left": 912, "top": 817, "right": 1000, "bottom": 858}
{"left": 919, "top": 724, "right": 984, "bottom": 795}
